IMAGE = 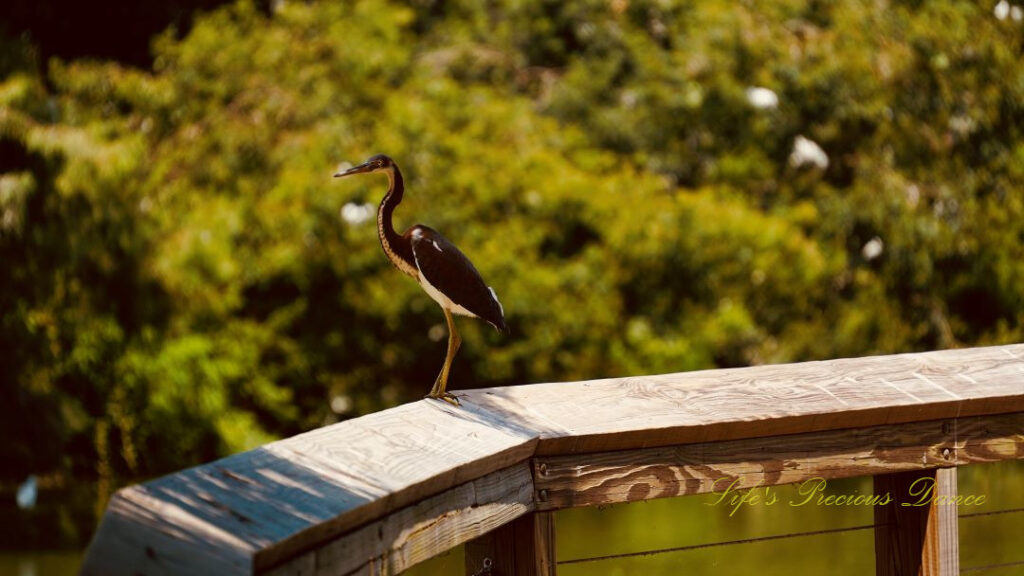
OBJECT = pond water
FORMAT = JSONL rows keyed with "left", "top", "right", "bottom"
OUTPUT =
{"left": 6, "top": 460, "right": 1023, "bottom": 575}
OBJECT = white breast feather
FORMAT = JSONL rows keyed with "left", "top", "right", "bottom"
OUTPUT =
{"left": 410, "top": 238, "right": 477, "bottom": 317}
{"left": 416, "top": 266, "right": 477, "bottom": 317}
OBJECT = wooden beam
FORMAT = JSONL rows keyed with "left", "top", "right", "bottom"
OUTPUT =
{"left": 928, "top": 468, "right": 959, "bottom": 575}
{"left": 82, "top": 402, "right": 537, "bottom": 576}
{"left": 532, "top": 413, "right": 1024, "bottom": 510}
{"left": 462, "top": 344, "right": 1024, "bottom": 455}
{"left": 264, "top": 463, "right": 534, "bottom": 576}
{"left": 465, "top": 512, "right": 556, "bottom": 576}
{"left": 534, "top": 513, "right": 556, "bottom": 576}
{"left": 874, "top": 467, "right": 959, "bottom": 576}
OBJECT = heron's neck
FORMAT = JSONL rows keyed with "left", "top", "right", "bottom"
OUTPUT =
{"left": 377, "top": 166, "right": 417, "bottom": 277}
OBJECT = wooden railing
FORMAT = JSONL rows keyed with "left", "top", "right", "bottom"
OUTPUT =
{"left": 81, "top": 344, "right": 1024, "bottom": 575}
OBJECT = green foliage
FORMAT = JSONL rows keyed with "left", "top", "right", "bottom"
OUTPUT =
{"left": 2, "top": 0, "right": 1021, "bottom": 507}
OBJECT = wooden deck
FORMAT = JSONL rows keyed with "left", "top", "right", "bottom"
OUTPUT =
{"left": 81, "top": 344, "right": 1024, "bottom": 575}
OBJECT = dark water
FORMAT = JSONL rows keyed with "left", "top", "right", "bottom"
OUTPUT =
{"left": 7, "top": 461, "right": 1023, "bottom": 575}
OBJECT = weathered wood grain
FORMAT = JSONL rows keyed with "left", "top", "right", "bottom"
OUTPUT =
{"left": 533, "top": 512, "right": 556, "bottom": 576}
{"left": 80, "top": 487, "right": 255, "bottom": 576}
{"left": 460, "top": 344, "right": 1024, "bottom": 455}
{"left": 255, "top": 402, "right": 539, "bottom": 570}
{"left": 532, "top": 412, "right": 1024, "bottom": 510}
{"left": 83, "top": 402, "right": 536, "bottom": 576}
{"left": 464, "top": 511, "right": 555, "bottom": 576}
{"left": 874, "top": 468, "right": 959, "bottom": 576}
{"left": 264, "top": 463, "right": 533, "bottom": 576}
{"left": 928, "top": 468, "right": 959, "bottom": 576}
{"left": 81, "top": 344, "right": 1024, "bottom": 575}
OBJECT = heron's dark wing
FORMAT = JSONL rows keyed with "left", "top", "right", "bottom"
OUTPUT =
{"left": 408, "top": 225, "right": 507, "bottom": 332}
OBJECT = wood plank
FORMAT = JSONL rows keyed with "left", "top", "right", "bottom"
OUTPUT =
{"left": 464, "top": 512, "right": 555, "bottom": 576}
{"left": 927, "top": 468, "right": 959, "bottom": 575}
{"left": 84, "top": 401, "right": 537, "bottom": 576}
{"left": 534, "top": 512, "right": 556, "bottom": 576}
{"left": 874, "top": 468, "right": 959, "bottom": 576}
{"left": 532, "top": 413, "right": 1024, "bottom": 510}
{"left": 80, "top": 487, "right": 255, "bottom": 576}
{"left": 264, "top": 463, "right": 534, "bottom": 576}
{"left": 256, "top": 402, "right": 539, "bottom": 570}
{"left": 465, "top": 520, "right": 515, "bottom": 576}
{"left": 459, "top": 344, "right": 1024, "bottom": 455}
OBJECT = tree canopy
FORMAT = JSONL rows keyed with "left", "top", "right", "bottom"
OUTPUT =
{"left": 2, "top": 0, "right": 1021, "bottom": 525}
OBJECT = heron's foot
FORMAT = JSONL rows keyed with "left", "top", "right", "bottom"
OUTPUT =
{"left": 426, "top": 391, "right": 462, "bottom": 407}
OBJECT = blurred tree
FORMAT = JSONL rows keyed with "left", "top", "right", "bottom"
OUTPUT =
{"left": 1, "top": 2, "right": 1021, "bottom": 550}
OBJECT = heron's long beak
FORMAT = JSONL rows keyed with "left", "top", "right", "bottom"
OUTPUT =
{"left": 334, "top": 162, "right": 372, "bottom": 178}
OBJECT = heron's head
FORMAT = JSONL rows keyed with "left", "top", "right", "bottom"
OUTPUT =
{"left": 333, "top": 154, "right": 394, "bottom": 178}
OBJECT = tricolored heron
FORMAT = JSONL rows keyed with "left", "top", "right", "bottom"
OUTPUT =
{"left": 334, "top": 154, "right": 507, "bottom": 405}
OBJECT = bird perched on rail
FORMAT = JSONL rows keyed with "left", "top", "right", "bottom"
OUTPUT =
{"left": 334, "top": 154, "right": 507, "bottom": 406}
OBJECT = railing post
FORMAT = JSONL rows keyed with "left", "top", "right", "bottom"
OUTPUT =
{"left": 874, "top": 467, "right": 959, "bottom": 576}
{"left": 465, "top": 512, "right": 555, "bottom": 576}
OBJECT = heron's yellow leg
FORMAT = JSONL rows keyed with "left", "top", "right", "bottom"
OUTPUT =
{"left": 428, "top": 308, "right": 462, "bottom": 406}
